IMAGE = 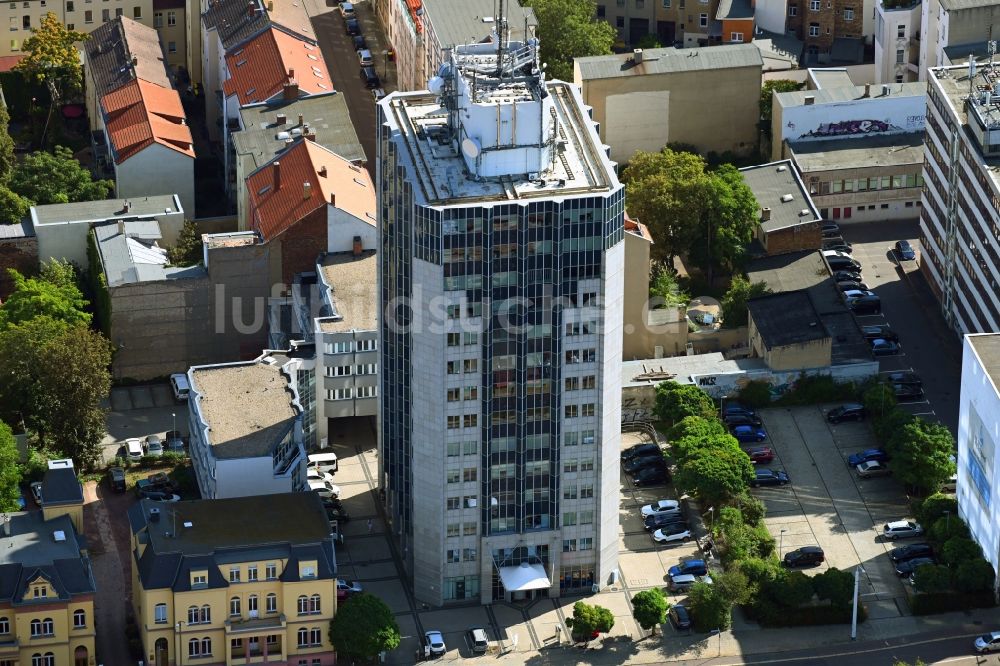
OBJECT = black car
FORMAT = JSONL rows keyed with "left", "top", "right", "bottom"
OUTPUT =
{"left": 861, "top": 324, "right": 898, "bottom": 342}
{"left": 723, "top": 413, "right": 763, "bottom": 428}
{"left": 783, "top": 546, "right": 825, "bottom": 567}
{"left": 895, "top": 239, "right": 916, "bottom": 260}
{"left": 849, "top": 295, "right": 881, "bottom": 314}
{"left": 827, "top": 403, "right": 866, "bottom": 423}
{"left": 633, "top": 467, "right": 669, "bottom": 486}
{"left": 644, "top": 513, "right": 688, "bottom": 531}
{"left": 886, "top": 370, "right": 921, "bottom": 386}
{"left": 751, "top": 469, "right": 789, "bottom": 487}
{"left": 669, "top": 605, "right": 691, "bottom": 630}
{"left": 827, "top": 257, "right": 862, "bottom": 273}
{"left": 895, "top": 556, "right": 935, "bottom": 577}
{"left": 822, "top": 229, "right": 842, "bottom": 239}
{"left": 821, "top": 222, "right": 840, "bottom": 234}
{"left": 832, "top": 269, "right": 863, "bottom": 282}
{"left": 345, "top": 17, "right": 360, "bottom": 34}
{"left": 889, "top": 542, "right": 934, "bottom": 563}
{"left": 892, "top": 383, "right": 925, "bottom": 401}
{"left": 838, "top": 280, "right": 870, "bottom": 292}
{"left": 823, "top": 240, "right": 853, "bottom": 254}
{"left": 721, "top": 403, "right": 757, "bottom": 419}
{"left": 623, "top": 454, "right": 666, "bottom": 474}
{"left": 360, "top": 65, "right": 380, "bottom": 88}
{"left": 621, "top": 442, "right": 661, "bottom": 461}
{"left": 352, "top": 34, "right": 367, "bottom": 50}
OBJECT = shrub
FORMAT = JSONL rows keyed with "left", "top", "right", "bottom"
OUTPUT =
{"left": 954, "top": 558, "right": 995, "bottom": 593}
{"left": 769, "top": 570, "right": 814, "bottom": 608}
{"left": 911, "top": 564, "right": 952, "bottom": 594}
{"left": 941, "top": 537, "right": 982, "bottom": 567}
{"left": 812, "top": 568, "right": 854, "bottom": 608}
{"left": 750, "top": 600, "right": 864, "bottom": 627}
{"left": 873, "top": 409, "right": 914, "bottom": 447}
{"left": 654, "top": 381, "right": 716, "bottom": 424}
{"left": 910, "top": 590, "right": 996, "bottom": 615}
{"left": 774, "top": 374, "right": 856, "bottom": 406}
{"left": 668, "top": 416, "right": 726, "bottom": 442}
{"left": 688, "top": 581, "right": 732, "bottom": 631}
{"left": 733, "top": 492, "right": 767, "bottom": 525}
{"left": 862, "top": 383, "right": 898, "bottom": 424}
{"left": 928, "top": 515, "right": 970, "bottom": 544}
{"left": 735, "top": 381, "right": 772, "bottom": 408}
{"left": 917, "top": 494, "right": 958, "bottom": 529}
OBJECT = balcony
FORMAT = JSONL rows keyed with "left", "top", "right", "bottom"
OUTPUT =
{"left": 225, "top": 614, "right": 287, "bottom": 634}
{"left": 882, "top": 0, "right": 919, "bottom": 9}
{"left": 231, "top": 636, "right": 284, "bottom": 662}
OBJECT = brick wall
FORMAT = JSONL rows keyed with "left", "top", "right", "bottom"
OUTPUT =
{"left": 277, "top": 205, "right": 328, "bottom": 287}
{"left": 762, "top": 223, "right": 823, "bottom": 255}
{"left": 0, "top": 236, "right": 38, "bottom": 299}
{"left": 786, "top": 0, "right": 862, "bottom": 55}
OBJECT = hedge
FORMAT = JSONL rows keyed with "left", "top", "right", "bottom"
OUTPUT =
{"left": 746, "top": 601, "right": 865, "bottom": 627}
{"left": 910, "top": 590, "right": 996, "bottom": 615}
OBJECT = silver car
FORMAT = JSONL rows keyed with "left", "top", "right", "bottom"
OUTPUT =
{"left": 976, "top": 632, "right": 1000, "bottom": 653}
{"left": 856, "top": 460, "right": 892, "bottom": 479}
{"left": 883, "top": 520, "right": 923, "bottom": 540}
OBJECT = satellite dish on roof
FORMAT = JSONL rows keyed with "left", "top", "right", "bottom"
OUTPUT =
{"left": 428, "top": 76, "right": 445, "bottom": 94}
{"left": 462, "top": 137, "right": 481, "bottom": 159}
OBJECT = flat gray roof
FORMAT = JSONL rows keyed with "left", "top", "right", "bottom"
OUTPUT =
{"left": 622, "top": 353, "right": 758, "bottom": 387}
{"left": 809, "top": 68, "right": 854, "bottom": 89}
{"left": 788, "top": 132, "right": 925, "bottom": 172}
{"left": 940, "top": 0, "right": 998, "bottom": 10}
{"left": 967, "top": 334, "right": 1000, "bottom": 393}
{"left": 0, "top": 512, "right": 83, "bottom": 567}
{"left": 740, "top": 160, "right": 821, "bottom": 233}
{"left": 754, "top": 30, "right": 801, "bottom": 70}
{"left": 576, "top": 43, "right": 762, "bottom": 81}
{"left": 748, "top": 290, "right": 828, "bottom": 349}
{"left": 31, "top": 195, "right": 182, "bottom": 226}
{"left": 191, "top": 360, "right": 298, "bottom": 458}
{"left": 930, "top": 65, "right": 1000, "bottom": 190}
{"left": 317, "top": 250, "right": 377, "bottom": 333}
{"left": 423, "top": 0, "right": 535, "bottom": 49}
{"left": 747, "top": 250, "right": 829, "bottom": 293}
{"left": 775, "top": 81, "right": 925, "bottom": 109}
{"left": 716, "top": 0, "right": 753, "bottom": 20}
{"left": 94, "top": 220, "right": 206, "bottom": 287}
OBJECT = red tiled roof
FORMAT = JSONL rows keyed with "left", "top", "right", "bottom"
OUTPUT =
{"left": 0, "top": 55, "right": 24, "bottom": 72}
{"left": 247, "top": 138, "right": 375, "bottom": 242}
{"left": 223, "top": 27, "right": 331, "bottom": 106}
{"left": 101, "top": 79, "right": 194, "bottom": 163}
{"left": 405, "top": 0, "right": 423, "bottom": 32}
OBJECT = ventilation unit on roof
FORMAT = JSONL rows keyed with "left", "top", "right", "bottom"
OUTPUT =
{"left": 776, "top": 165, "right": 787, "bottom": 172}
{"left": 799, "top": 209, "right": 811, "bottom": 216}
{"left": 780, "top": 194, "right": 794, "bottom": 202}
{"left": 183, "top": 521, "right": 193, "bottom": 528}
{"left": 53, "top": 531, "right": 66, "bottom": 542}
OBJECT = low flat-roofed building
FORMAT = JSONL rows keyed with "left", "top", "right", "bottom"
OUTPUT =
{"left": 188, "top": 355, "right": 307, "bottom": 499}
{"left": 788, "top": 132, "right": 925, "bottom": 223}
{"left": 748, "top": 290, "right": 832, "bottom": 371}
{"left": 127, "top": 492, "right": 337, "bottom": 665}
{"left": 740, "top": 160, "right": 822, "bottom": 256}
{"left": 574, "top": 44, "right": 762, "bottom": 164}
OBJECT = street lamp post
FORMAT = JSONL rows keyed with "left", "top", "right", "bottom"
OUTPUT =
{"left": 944, "top": 510, "right": 951, "bottom": 531}
{"left": 779, "top": 528, "right": 787, "bottom": 558}
{"left": 850, "top": 566, "right": 864, "bottom": 640}
{"left": 172, "top": 412, "right": 176, "bottom": 436}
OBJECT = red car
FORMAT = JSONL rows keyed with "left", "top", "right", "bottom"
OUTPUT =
{"left": 743, "top": 446, "right": 775, "bottom": 464}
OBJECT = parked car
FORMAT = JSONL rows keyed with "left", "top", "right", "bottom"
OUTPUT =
{"left": 622, "top": 442, "right": 661, "bottom": 461}
{"left": 336, "top": 579, "right": 363, "bottom": 599}
{"left": 894, "top": 556, "right": 935, "bottom": 577}
{"left": 844, "top": 289, "right": 878, "bottom": 301}
{"left": 360, "top": 65, "right": 380, "bottom": 87}
{"left": 822, "top": 249, "right": 854, "bottom": 260}
{"left": 847, "top": 448, "right": 888, "bottom": 467}
{"left": 838, "top": 280, "right": 870, "bottom": 292}
{"left": 669, "top": 604, "right": 692, "bottom": 630}
{"left": 345, "top": 17, "right": 360, "bottom": 34}
{"left": 870, "top": 339, "right": 901, "bottom": 356}
{"left": 623, "top": 454, "right": 666, "bottom": 474}
{"left": 724, "top": 413, "right": 763, "bottom": 428}
{"left": 652, "top": 525, "right": 692, "bottom": 544}
{"left": 849, "top": 295, "right": 882, "bottom": 314}
{"left": 125, "top": 437, "right": 144, "bottom": 462}
{"left": 139, "top": 489, "right": 181, "bottom": 502}
{"left": 823, "top": 240, "right": 853, "bottom": 254}
{"left": 885, "top": 370, "right": 921, "bottom": 386}
{"left": 632, "top": 467, "right": 669, "bottom": 486}
{"left": 751, "top": 469, "right": 789, "bottom": 487}
{"left": 974, "top": 632, "right": 1000, "bottom": 653}
{"left": 730, "top": 424, "right": 767, "bottom": 443}
{"left": 889, "top": 542, "right": 934, "bottom": 563}
{"left": 169, "top": 373, "right": 190, "bottom": 401}
{"left": 165, "top": 430, "right": 185, "bottom": 452}
{"left": 668, "top": 574, "right": 712, "bottom": 592}
{"left": 145, "top": 435, "right": 164, "bottom": 457}
{"left": 822, "top": 229, "right": 842, "bottom": 239}
{"left": 892, "top": 383, "right": 925, "bottom": 401}
{"left": 941, "top": 474, "right": 958, "bottom": 494}
{"left": 861, "top": 324, "right": 898, "bottom": 342}
{"left": 467, "top": 628, "right": 489, "bottom": 654}
{"left": 108, "top": 466, "right": 126, "bottom": 493}
{"left": 883, "top": 520, "right": 924, "bottom": 540}
{"left": 668, "top": 559, "right": 707, "bottom": 578}
{"left": 832, "top": 269, "right": 863, "bottom": 282}
{"left": 821, "top": 222, "right": 840, "bottom": 235}
{"left": 828, "top": 256, "right": 862, "bottom": 272}
{"left": 372, "top": 87, "right": 386, "bottom": 102}
{"left": 357, "top": 48, "right": 373, "bottom": 66}
{"left": 895, "top": 239, "right": 916, "bottom": 261}
{"left": 640, "top": 499, "right": 680, "bottom": 517}
{"left": 644, "top": 513, "right": 688, "bottom": 531}
{"left": 424, "top": 630, "right": 447, "bottom": 657}
{"left": 146, "top": 472, "right": 175, "bottom": 490}
{"left": 339, "top": 1, "right": 354, "bottom": 16}
{"left": 856, "top": 460, "right": 892, "bottom": 479}
{"left": 782, "top": 545, "right": 825, "bottom": 567}
{"left": 827, "top": 403, "right": 866, "bottom": 423}
{"left": 721, "top": 403, "right": 757, "bottom": 419}
{"left": 743, "top": 446, "right": 775, "bottom": 464}
{"left": 30, "top": 481, "right": 43, "bottom": 505}
{"left": 352, "top": 34, "right": 366, "bottom": 50}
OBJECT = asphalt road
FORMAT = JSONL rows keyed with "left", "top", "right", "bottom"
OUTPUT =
{"left": 838, "top": 219, "right": 962, "bottom": 436}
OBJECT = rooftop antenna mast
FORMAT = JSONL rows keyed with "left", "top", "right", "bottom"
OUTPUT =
{"left": 496, "top": 0, "right": 508, "bottom": 79}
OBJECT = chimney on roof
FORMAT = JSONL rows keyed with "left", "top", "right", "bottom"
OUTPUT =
{"left": 863, "top": 83, "right": 871, "bottom": 98}
{"left": 305, "top": 130, "right": 316, "bottom": 141}
{"left": 318, "top": 165, "right": 328, "bottom": 177}
{"left": 118, "top": 219, "right": 126, "bottom": 235}
{"left": 760, "top": 206, "right": 771, "bottom": 222}
{"left": 276, "top": 113, "right": 287, "bottom": 125}
{"left": 283, "top": 80, "right": 299, "bottom": 100}
{"left": 247, "top": 0, "right": 254, "bottom": 15}
{"left": 330, "top": 192, "right": 336, "bottom": 206}
{"left": 267, "top": 0, "right": 273, "bottom": 9}
{"left": 303, "top": 181, "right": 312, "bottom": 199}
{"left": 353, "top": 235, "right": 362, "bottom": 256}
{"left": 803, "top": 95, "right": 815, "bottom": 105}
{"left": 131, "top": 54, "right": 138, "bottom": 66}
{"left": 297, "top": 113, "right": 304, "bottom": 126}
{"left": 273, "top": 161, "right": 281, "bottom": 190}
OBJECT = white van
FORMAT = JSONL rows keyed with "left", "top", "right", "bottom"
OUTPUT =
{"left": 308, "top": 452, "right": 339, "bottom": 475}
{"left": 170, "top": 373, "right": 190, "bottom": 401}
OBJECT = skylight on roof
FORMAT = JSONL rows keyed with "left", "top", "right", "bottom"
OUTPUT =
{"left": 236, "top": 59, "right": 248, "bottom": 67}
{"left": 247, "top": 87, "right": 256, "bottom": 95}
{"left": 258, "top": 184, "right": 272, "bottom": 195}
{"left": 317, "top": 83, "right": 328, "bottom": 90}
{"left": 307, "top": 54, "right": 318, "bottom": 60}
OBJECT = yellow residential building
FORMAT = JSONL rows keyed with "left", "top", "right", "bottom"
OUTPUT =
{"left": 1, "top": 0, "right": 156, "bottom": 59}
{"left": 0, "top": 461, "right": 96, "bottom": 666}
{"left": 127, "top": 492, "right": 339, "bottom": 666}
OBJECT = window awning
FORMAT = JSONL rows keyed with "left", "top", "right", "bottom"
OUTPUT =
{"left": 498, "top": 562, "right": 550, "bottom": 591}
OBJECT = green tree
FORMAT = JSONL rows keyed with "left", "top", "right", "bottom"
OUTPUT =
{"left": 862, "top": 382, "right": 898, "bottom": 424}
{"left": 672, "top": 432, "right": 742, "bottom": 468}
{"left": 720, "top": 276, "right": 771, "bottom": 328}
{"left": 687, "top": 164, "right": 759, "bottom": 283}
{"left": 328, "top": 593, "right": 401, "bottom": 661}
{"left": 0, "top": 420, "right": 21, "bottom": 511}
{"left": 942, "top": 537, "right": 983, "bottom": 568}
{"left": 812, "top": 568, "right": 853, "bottom": 608}
{"left": 714, "top": 569, "right": 753, "bottom": 606}
{"left": 760, "top": 80, "right": 803, "bottom": 133}
{"left": 771, "top": 570, "right": 814, "bottom": 607}
{"left": 0, "top": 264, "right": 91, "bottom": 329}
{"left": 649, "top": 263, "right": 689, "bottom": 308}
{"left": 668, "top": 415, "right": 726, "bottom": 441}
{"left": 14, "top": 13, "right": 89, "bottom": 96}
{"left": 9, "top": 146, "right": 113, "bottom": 205}
{"left": 893, "top": 660, "right": 927, "bottom": 666}
{"left": 674, "top": 445, "right": 754, "bottom": 506}
{"left": 635, "top": 34, "right": 663, "bottom": 48}
{"left": 954, "top": 558, "right": 995, "bottom": 593}
{"left": 524, "top": 0, "right": 616, "bottom": 82}
{"left": 886, "top": 418, "right": 956, "bottom": 493}
{"left": 622, "top": 148, "right": 709, "bottom": 264}
{"left": 168, "top": 220, "right": 204, "bottom": 266}
{"left": 687, "top": 581, "right": 732, "bottom": 631}
{"left": 873, "top": 408, "right": 913, "bottom": 446}
{"left": 0, "top": 100, "right": 15, "bottom": 183}
{"left": 631, "top": 588, "right": 668, "bottom": 633}
{"left": 653, "top": 380, "right": 716, "bottom": 424}
{"left": 733, "top": 492, "right": 767, "bottom": 525}
{"left": 928, "top": 515, "right": 970, "bottom": 543}
{"left": 0, "top": 186, "right": 31, "bottom": 225}
{"left": 911, "top": 563, "right": 951, "bottom": 594}
{"left": 565, "top": 601, "right": 614, "bottom": 640}
{"left": 917, "top": 494, "right": 958, "bottom": 529}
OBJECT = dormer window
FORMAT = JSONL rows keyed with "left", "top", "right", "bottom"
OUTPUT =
{"left": 191, "top": 570, "right": 208, "bottom": 587}
{"left": 299, "top": 560, "right": 316, "bottom": 579}
{"left": 32, "top": 585, "right": 47, "bottom": 599}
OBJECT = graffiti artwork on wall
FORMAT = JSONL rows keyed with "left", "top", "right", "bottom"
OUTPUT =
{"left": 801, "top": 119, "right": 902, "bottom": 139}
{"left": 732, "top": 374, "right": 797, "bottom": 399}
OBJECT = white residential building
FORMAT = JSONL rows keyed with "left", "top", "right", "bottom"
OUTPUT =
{"left": 378, "top": 25, "right": 624, "bottom": 606}
{"left": 874, "top": 0, "right": 922, "bottom": 83}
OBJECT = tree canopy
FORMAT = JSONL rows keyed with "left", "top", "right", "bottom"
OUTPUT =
{"left": 687, "top": 581, "right": 731, "bottom": 631}
{"left": 0, "top": 420, "right": 21, "bottom": 512}
{"left": 631, "top": 588, "right": 668, "bottom": 632}
{"left": 526, "top": 0, "right": 616, "bottom": 83}
{"left": 674, "top": 445, "right": 754, "bottom": 506}
{"left": 686, "top": 164, "right": 759, "bottom": 282}
{"left": 654, "top": 380, "right": 717, "bottom": 424}
{"left": 8, "top": 146, "right": 112, "bottom": 205}
{"left": 14, "top": 13, "right": 89, "bottom": 96}
{"left": 0, "top": 101, "right": 14, "bottom": 183}
{"left": 0, "top": 263, "right": 91, "bottom": 329}
{"left": 760, "top": 80, "right": 803, "bottom": 133}
{"left": 328, "top": 594, "right": 401, "bottom": 661}
{"left": 885, "top": 418, "right": 956, "bottom": 493}
{"left": 168, "top": 220, "right": 204, "bottom": 266}
{"left": 720, "top": 276, "right": 771, "bottom": 328}
{"left": 566, "top": 601, "right": 614, "bottom": 640}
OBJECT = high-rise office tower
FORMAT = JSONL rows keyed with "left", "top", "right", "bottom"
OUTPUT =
{"left": 377, "top": 16, "right": 625, "bottom": 606}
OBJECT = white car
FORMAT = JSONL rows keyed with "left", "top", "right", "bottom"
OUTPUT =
{"left": 822, "top": 249, "right": 852, "bottom": 259}
{"left": 308, "top": 467, "right": 336, "bottom": 484}
{"left": 308, "top": 478, "right": 341, "bottom": 499}
{"left": 125, "top": 438, "right": 144, "bottom": 462}
{"left": 883, "top": 520, "right": 924, "bottom": 540}
{"left": 652, "top": 526, "right": 692, "bottom": 544}
{"left": 424, "top": 630, "right": 446, "bottom": 657}
{"left": 975, "top": 632, "right": 1000, "bottom": 653}
{"left": 640, "top": 499, "right": 680, "bottom": 518}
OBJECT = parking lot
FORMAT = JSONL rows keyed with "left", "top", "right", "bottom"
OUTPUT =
{"left": 102, "top": 383, "right": 189, "bottom": 463}
{"left": 754, "top": 405, "right": 915, "bottom": 618}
